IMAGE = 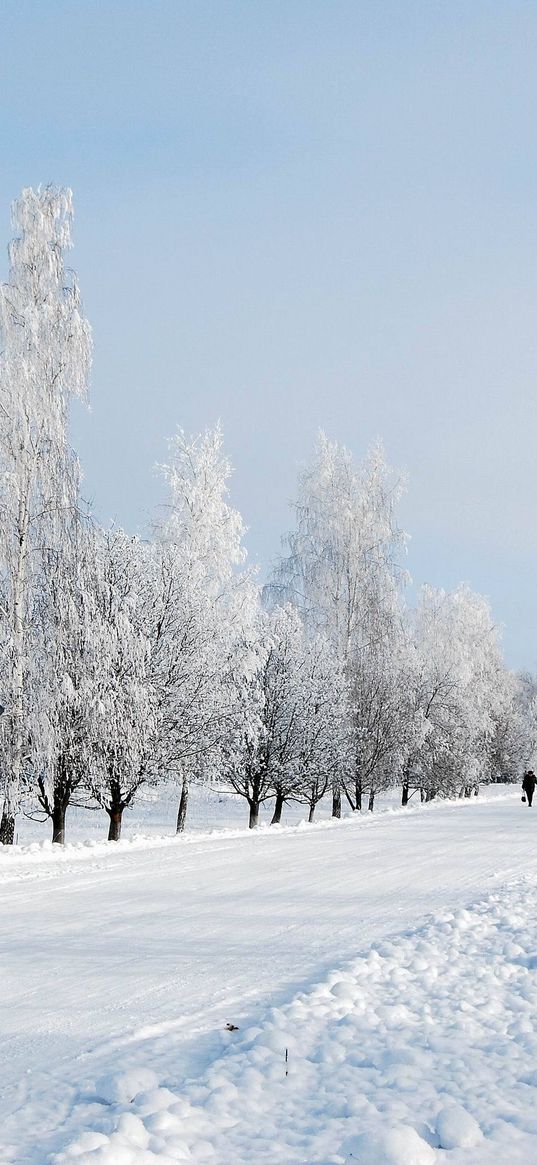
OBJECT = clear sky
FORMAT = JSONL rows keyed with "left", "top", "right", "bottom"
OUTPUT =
{"left": 1, "top": 1, "right": 536, "bottom": 668}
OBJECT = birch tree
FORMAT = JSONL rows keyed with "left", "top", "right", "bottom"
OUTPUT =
{"left": 224, "top": 607, "right": 297, "bottom": 829}
{"left": 510, "top": 671, "right": 537, "bottom": 777}
{"left": 151, "top": 425, "right": 257, "bottom": 831}
{"left": 292, "top": 632, "right": 349, "bottom": 823}
{"left": 0, "top": 186, "right": 91, "bottom": 843}
{"left": 32, "top": 513, "right": 97, "bottom": 843}
{"left": 224, "top": 606, "right": 345, "bottom": 827}
{"left": 404, "top": 585, "right": 508, "bottom": 801}
{"left": 89, "top": 528, "right": 158, "bottom": 841}
{"left": 274, "top": 434, "right": 408, "bottom": 814}
{"left": 487, "top": 667, "right": 531, "bottom": 784}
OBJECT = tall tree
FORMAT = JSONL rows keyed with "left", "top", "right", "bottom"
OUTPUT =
{"left": 0, "top": 187, "right": 91, "bottom": 843}
{"left": 152, "top": 425, "right": 257, "bottom": 831}
{"left": 274, "top": 434, "right": 408, "bottom": 814}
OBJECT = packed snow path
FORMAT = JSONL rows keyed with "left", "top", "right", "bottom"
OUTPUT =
{"left": 2, "top": 794, "right": 537, "bottom": 1162}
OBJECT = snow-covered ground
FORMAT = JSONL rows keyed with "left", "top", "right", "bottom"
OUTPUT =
{"left": 2, "top": 788, "right": 536, "bottom": 1163}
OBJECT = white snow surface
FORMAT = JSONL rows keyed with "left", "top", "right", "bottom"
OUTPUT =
{"left": 3, "top": 788, "right": 537, "bottom": 1163}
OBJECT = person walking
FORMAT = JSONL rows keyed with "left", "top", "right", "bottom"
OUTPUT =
{"left": 522, "top": 770, "right": 536, "bottom": 807}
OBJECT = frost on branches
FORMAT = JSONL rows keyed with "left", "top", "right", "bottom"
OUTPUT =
{"left": 272, "top": 434, "right": 410, "bottom": 814}
{"left": 32, "top": 515, "right": 99, "bottom": 843}
{"left": 87, "top": 529, "right": 158, "bottom": 841}
{"left": 402, "top": 585, "right": 525, "bottom": 802}
{"left": 150, "top": 425, "right": 258, "bottom": 831}
{"left": 224, "top": 606, "right": 348, "bottom": 827}
{"left": 0, "top": 185, "right": 532, "bottom": 845}
{"left": 0, "top": 187, "right": 91, "bottom": 843}
{"left": 269, "top": 433, "right": 529, "bottom": 812}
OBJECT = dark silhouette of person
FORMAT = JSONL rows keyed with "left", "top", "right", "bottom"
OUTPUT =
{"left": 522, "top": 770, "right": 536, "bottom": 807}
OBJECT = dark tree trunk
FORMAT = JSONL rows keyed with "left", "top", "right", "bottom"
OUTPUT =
{"left": 0, "top": 807, "right": 15, "bottom": 845}
{"left": 308, "top": 799, "right": 316, "bottom": 823}
{"left": 271, "top": 790, "right": 284, "bottom": 825}
{"left": 52, "top": 799, "right": 67, "bottom": 845}
{"left": 355, "top": 779, "right": 362, "bottom": 811}
{"left": 425, "top": 787, "right": 436, "bottom": 802}
{"left": 332, "top": 782, "right": 341, "bottom": 818}
{"left": 106, "top": 776, "right": 124, "bottom": 841}
{"left": 401, "top": 779, "right": 409, "bottom": 806}
{"left": 248, "top": 800, "right": 259, "bottom": 828}
{"left": 368, "top": 788, "right": 375, "bottom": 812}
{"left": 420, "top": 787, "right": 425, "bottom": 802}
{"left": 107, "top": 809, "right": 123, "bottom": 841}
{"left": 176, "top": 775, "right": 189, "bottom": 833}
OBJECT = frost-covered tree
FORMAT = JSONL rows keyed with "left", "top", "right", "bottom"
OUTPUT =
{"left": 221, "top": 655, "right": 270, "bottom": 829}
{"left": 0, "top": 187, "right": 91, "bottom": 843}
{"left": 32, "top": 513, "right": 98, "bottom": 843}
{"left": 151, "top": 425, "right": 257, "bottom": 831}
{"left": 486, "top": 667, "right": 530, "bottom": 784}
{"left": 403, "top": 585, "right": 508, "bottom": 801}
{"left": 273, "top": 434, "right": 408, "bottom": 814}
{"left": 292, "top": 633, "right": 349, "bottom": 823}
{"left": 514, "top": 671, "right": 537, "bottom": 773}
{"left": 344, "top": 615, "right": 416, "bottom": 812}
{"left": 89, "top": 528, "right": 158, "bottom": 841}
{"left": 224, "top": 606, "right": 345, "bottom": 827}
{"left": 224, "top": 607, "right": 299, "bottom": 828}
{"left": 263, "top": 611, "right": 342, "bottom": 826}
{"left": 264, "top": 607, "right": 314, "bottom": 826}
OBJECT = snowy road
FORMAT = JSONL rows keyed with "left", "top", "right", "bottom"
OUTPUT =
{"left": 1, "top": 793, "right": 536, "bottom": 1162}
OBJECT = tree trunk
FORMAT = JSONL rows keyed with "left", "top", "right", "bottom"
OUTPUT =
{"left": 308, "top": 799, "right": 316, "bottom": 823}
{"left": 176, "top": 775, "right": 189, "bottom": 833}
{"left": 401, "top": 779, "right": 409, "bottom": 806}
{"left": 248, "top": 800, "right": 259, "bottom": 828}
{"left": 107, "top": 809, "right": 123, "bottom": 841}
{"left": 271, "top": 790, "right": 284, "bottom": 825}
{"left": 332, "top": 781, "right": 341, "bottom": 818}
{"left": 51, "top": 759, "right": 71, "bottom": 844}
{"left": 52, "top": 800, "right": 66, "bottom": 845}
{"left": 0, "top": 808, "right": 15, "bottom": 845}
{"left": 355, "top": 779, "right": 362, "bottom": 811}
{"left": 2, "top": 494, "right": 31, "bottom": 846}
{"left": 420, "top": 787, "right": 425, "bottom": 802}
{"left": 368, "top": 788, "right": 375, "bottom": 812}
{"left": 425, "top": 787, "right": 436, "bottom": 802}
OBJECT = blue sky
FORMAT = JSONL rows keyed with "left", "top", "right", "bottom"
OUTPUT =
{"left": 1, "top": 1, "right": 537, "bottom": 667}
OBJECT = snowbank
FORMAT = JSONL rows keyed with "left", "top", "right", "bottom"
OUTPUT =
{"left": 52, "top": 877, "right": 537, "bottom": 1164}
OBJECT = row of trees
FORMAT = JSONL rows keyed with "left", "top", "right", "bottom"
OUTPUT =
{"left": 0, "top": 186, "right": 534, "bottom": 845}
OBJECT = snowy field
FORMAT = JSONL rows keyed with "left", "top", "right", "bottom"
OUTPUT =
{"left": 3, "top": 788, "right": 537, "bottom": 1163}
{"left": 9, "top": 780, "right": 431, "bottom": 847}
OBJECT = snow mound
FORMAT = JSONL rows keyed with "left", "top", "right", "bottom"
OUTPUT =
{"left": 435, "top": 1103, "right": 484, "bottom": 1150}
{"left": 55, "top": 1130, "right": 110, "bottom": 1157}
{"left": 53, "top": 877, "right": 537, "bottom": 1162}
{"left": 344, "top": 1125, "right": 436, "bottom": 1164}
{"left": 54, "top": 1090, "right": 194, "bottom": 1163}
{"left": 95, "top": 1069, "right": 159, "bottom": 1106}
